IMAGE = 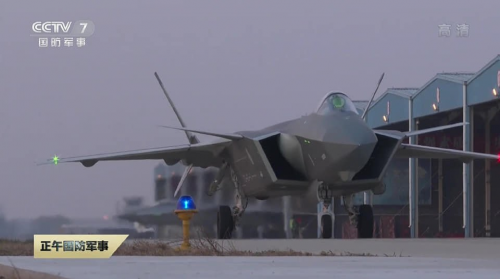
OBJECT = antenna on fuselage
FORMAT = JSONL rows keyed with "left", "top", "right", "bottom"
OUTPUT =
{"left": 154, "top": 72, "right": 199, "bottom": 198}
{"left": 361, "top": 72, "right": 385, "bottom": 121}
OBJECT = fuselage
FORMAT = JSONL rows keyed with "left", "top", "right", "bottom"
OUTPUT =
{"left": 237, "top": 112, "right": 378, "bottom": 183}
{"left": 227, "top": 92, "right": 379, "bottom": 199}
{"left": 278, "top": 111, "right": 378, "bottom": 183}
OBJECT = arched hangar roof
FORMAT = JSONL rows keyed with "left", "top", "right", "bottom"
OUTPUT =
{"left": 364, "top": 54, "right": 500, "bottom": 128}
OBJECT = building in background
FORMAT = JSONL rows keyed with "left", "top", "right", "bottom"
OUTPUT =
{"left": 60, "top": 196, "right": 154, "bottom": 238}
{"left": 344, "top": 55, "right": 500, "bottom": 238}
{"left": 117, "top": 162, "right": 319, "bottom": 239}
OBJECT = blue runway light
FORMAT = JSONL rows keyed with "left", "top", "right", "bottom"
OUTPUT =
{"left": 176, "top": 195, "right": 196, "bottom": 210}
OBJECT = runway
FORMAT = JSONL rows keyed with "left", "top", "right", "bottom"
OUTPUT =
{"left": 1, "top": 239, "right": 499, "bottom": 279}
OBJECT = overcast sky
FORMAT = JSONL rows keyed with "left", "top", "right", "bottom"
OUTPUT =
{"left": 0, "top": 0, "right": 498, "bottom": 218}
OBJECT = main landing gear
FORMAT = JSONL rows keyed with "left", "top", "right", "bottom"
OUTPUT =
{"left": 215, "top": 166, "right": 248, "bottom": 239}
{"left": 317, "top": 183, "right": 374, "bottom": 239}
{"left": 342, "top": 194, "right": 374, "bottom": 238}
{"left": 217, "top": 205, "right": 234, "bottom": 239}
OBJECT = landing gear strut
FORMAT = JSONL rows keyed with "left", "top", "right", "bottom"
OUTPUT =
{"left": 207, "top": 162, "right": 228, "bottom": 196}
{"left": 216, "top": 166, "right": 248, "bottom": 239}
{"left": 342, "top": 195, "right": 374, "bottom": 238}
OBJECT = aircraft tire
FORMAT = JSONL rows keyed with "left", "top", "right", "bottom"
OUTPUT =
{"left": 217, "top": 205, "right": 234, "bottom": 239}
{"left": 321, "top": 214, "right": 333, "bottom": 239}
{"left": 357, "top": 204, "right": 374, "bottom": 238}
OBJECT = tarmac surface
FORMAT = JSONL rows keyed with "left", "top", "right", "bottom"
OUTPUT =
{"left": 1, "top": 239, "right": 499, "bottom": 279}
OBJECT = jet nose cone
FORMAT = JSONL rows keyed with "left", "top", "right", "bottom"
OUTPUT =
{"left": 352, "top": 123, "right": 378, "bottom": 147}
{"left": 304, "top": 113, "right": 379, "bottom": 182}
{"left": 323, "top": 116, "right": 378, "bottom": 173}
{"left": 323, "top": 114, "right": 377, "bottom": 146}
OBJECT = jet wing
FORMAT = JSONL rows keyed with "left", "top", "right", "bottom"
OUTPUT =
{"left": 374, "top": 123, "right": 468, "bottom": 139}
{"left": 40, "top": 140, "right": 232, "bottom": 168}
{"left": 395, "top": 143, "right": 499, "bottom": 163}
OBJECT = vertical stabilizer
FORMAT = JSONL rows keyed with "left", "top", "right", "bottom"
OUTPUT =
{"left": 154, "top": 72, "right": 200, "bottom": 144}
{"left": 153, "top": 72, "right": 198, "bottom": 197}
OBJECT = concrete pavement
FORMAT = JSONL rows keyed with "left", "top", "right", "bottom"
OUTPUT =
{"left": 2, "top": 238, "right": 499, "bottom": 279}
{"left": 1, "top": 256, "right": 499, "bottom": 279}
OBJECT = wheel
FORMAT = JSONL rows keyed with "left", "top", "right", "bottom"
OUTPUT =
{"left": 357, "top": 204, "right": 374, "bottom": 238}
{"left": 217, "top": 205, "right": 234, "bottom": 239}
{"left": 321, "top": 214, "right": 333, "bottom": 239}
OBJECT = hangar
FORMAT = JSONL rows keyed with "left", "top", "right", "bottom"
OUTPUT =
{"left": 126, "top": 55, "right": 500, "bottom": 239}
{"left": 334, "top": 54, "right": 500, "bottom": 238}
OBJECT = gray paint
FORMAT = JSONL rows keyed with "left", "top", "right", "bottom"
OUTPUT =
{"left": 3, "top": 0, "right": 500, "bottom": 218}
{"left": 50, "top": 92, "right": 499, "bottom": 208}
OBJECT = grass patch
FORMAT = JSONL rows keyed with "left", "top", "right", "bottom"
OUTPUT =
{"left": 0, "top": 231, "right": 390, "bottom": 257}
{"left": 115, "top": 231, "right": 380, "bottom": 256}
{"left": 0, "top": 239, "right": 33, "bottom": 257}
{"left": 1, "top": 232, "right": 411, "bottom": 278}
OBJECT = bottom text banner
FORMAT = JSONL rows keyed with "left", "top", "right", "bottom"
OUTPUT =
{"left": 34, "top": 234, "right": 128, "bottom": 259}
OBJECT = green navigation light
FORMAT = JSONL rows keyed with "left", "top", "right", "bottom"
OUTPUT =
{"left": 52, "top": 155, "right": 59, "bottom": 165}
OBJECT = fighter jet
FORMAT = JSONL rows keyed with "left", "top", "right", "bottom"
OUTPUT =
{"left": 42, "top": 72, "right": 500, "bottom": 239}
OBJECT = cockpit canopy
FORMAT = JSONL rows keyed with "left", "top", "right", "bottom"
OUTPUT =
{"left": 316, "top": 92, "right": 359, "bottom": 115}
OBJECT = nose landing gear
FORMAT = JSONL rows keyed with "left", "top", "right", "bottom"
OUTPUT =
{"left": 317, "top": 182, "right": 334, "bottom": 239}
{"left": 317, "top": 183, "right": 375, "bottom": 239}
{"left": 342, "top": 194, "right": 374, "bottom": 238}
{"left": 320, "top": 214, "right": 333, "bottom": 239}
